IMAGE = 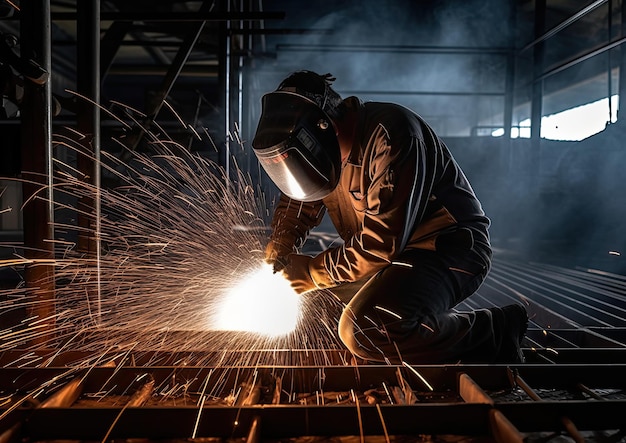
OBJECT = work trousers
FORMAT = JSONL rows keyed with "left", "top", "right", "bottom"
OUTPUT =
{"left": 334, "top": 242, "right": 500, "bottom": 364}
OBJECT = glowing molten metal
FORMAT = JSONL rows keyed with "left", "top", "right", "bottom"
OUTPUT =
{"left": 214, "top": 263, "right": 302, "bottom": 337}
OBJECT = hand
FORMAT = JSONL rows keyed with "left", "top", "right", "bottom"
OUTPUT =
{"left": 281, "top": 254, "right": 317, "bottom": 294}
{"left": 264, "top": 239, "right": 292, "bottom": 269}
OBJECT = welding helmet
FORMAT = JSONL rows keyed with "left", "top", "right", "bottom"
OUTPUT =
{"left": 252, "top": 90, "right": 341, "bottom": 202}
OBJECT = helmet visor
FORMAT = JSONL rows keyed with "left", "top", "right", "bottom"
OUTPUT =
{"left": 252, "top": 92, "right": 341, "bottom": 202}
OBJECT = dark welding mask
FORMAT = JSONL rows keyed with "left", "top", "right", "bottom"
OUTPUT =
{"left": 252, "top": 91, "right": 341, "bottom": 202}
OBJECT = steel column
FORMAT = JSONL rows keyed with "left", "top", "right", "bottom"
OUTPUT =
{"left": 76, "top": 0, "right": 101, "bottom": 325}
{"left": 19, "top": 0, "right": 55, "bottom": 345}
{"left": 530, "top": 0, "right": 545, "bottom": 172}
{"left": 218, "top": 0, "right": 231, "bottom": 177}
{"left": 619, "top": 0, "right": 626, "bottom": 119}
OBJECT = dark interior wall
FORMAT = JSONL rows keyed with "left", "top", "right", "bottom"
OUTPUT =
{"left": 446, "top": 123, "right": 626, "bottom": 274}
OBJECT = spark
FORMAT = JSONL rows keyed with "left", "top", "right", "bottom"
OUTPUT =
{"left": 163, "top": 100, "right": 187, "bottom": 128}
{"left": 402, "top": 361, "right": 434, "bottom": 392}
{"left": 5, "top": 1, "right": 19, "bottom": 11}
{"left": 375, "top": 403, "right": 391, "bottom": 443}
{"left": 374, "top": 305, "right": 402, "bottom": 320}
{"left": 0, "top": 105, "right": 346, "bottom": 369}
{"left": 420, "top": 322, "right": 435, "bottom": 333}
{"left": 390, "top": 261, "right": 413, "bottom": 268}
{"left": 191, "top": 395, "right": 206, "bottom": 439}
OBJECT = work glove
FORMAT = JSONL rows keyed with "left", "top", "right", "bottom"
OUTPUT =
{"left": 281, "top": 254, "right": 317, "bottom": 294}
{"left": 264, "top": 239, "right": 293, "bottom": 270}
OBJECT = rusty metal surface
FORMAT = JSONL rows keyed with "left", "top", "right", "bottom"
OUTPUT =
{"left": 1, "top": 363, "right": 626, "bottom": 440}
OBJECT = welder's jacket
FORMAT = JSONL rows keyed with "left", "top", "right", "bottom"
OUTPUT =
{"left": 267, "top": 97, "right": 491, "bottom": 289}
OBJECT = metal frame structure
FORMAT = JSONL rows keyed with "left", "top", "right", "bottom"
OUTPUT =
{"left": 1, "top": 363, "right": 625, "bottom": 440}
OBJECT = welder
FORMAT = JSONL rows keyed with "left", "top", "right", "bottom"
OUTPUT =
{"left": 252, "top": 70, "right": 528, "bottom": 364}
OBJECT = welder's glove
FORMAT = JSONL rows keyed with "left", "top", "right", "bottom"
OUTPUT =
{"left": 281, "top": 254, "right": 317, "bottom": 294}
{"left": 264, "top": 239, "right": 293, "bottom": 272}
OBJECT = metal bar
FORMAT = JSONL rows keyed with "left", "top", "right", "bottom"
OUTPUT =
{"left": 18, "top": 403, "right": 491, "bottom": 440}
{"left": 11, "top": 399, "right": 626, "bottom": 440}
{"left": 497, "top": 400, "right": 626, "bottom": 433}
{"left": 0, "top": 423, "right": 21, "bottom": 443}
{"left": 339, "top": 90, "right": 504, "bottom": 97}
{"left": 48, "top": 11, "right": 286, "bottom": 21}
{"left": 458, "top": 373, "right": 493, "bottom": 405}
{"left": 231, "top": 28, "right": 332, "bottom": 35}
{"left": 246, "top": 415, "right": 261, "bottom": 443}
{"left": 606, "top": 0, "right": 617, "bottom": 120}
{"left": 106, "top": 65, "right": 219, "bottom": 76}
{"left": 76, "top": 0, "right": 101, "bottom": 326}
{"left": 512, "top": 372, "right": 585, "bottom": 442}
{"left": 276, "top": 43, "right": 510, "bottom": 55}
{"left": 619, "top": 0, "right": 626, "bottom": 119}
{"left": 535, "top": 36, "right": 626, "bottom": 83}
{"left": 520, "top": 0, "right": 608, "bottom": 53}
{"left": 219, "top": 0, "right": 231, "bottom": 177}
{"left": 100, "top": 21, "right": 131, "bottom": 80}
{"left": 39, "top": 377, "right": 83, "bottom": 408}
{"left": 2, "top": 344, "right": 626, "bottom": 369}
{"left": 502, "top": 53, "right": 515, "bottom": 139}
{"left": 99, "top": 376, "right": 155, "bottom": 442}
{"left": 19, "top": 0, "right": 55, "bottom": 346}
{"left": 489, "top": 409, "right": 525, "bottom": 443}
{"left": 126, "top": 1, "right": 212, "bottom": 151}
{"left": 530, "top": 0, "right": 545, "bottom": 150}
{"left": 3, "top": 364, "right": 626, "bottom": 394}
{"left": 83, "top": 27, "right": 331, "bottom": 38}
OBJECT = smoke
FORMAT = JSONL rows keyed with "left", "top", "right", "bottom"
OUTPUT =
{"left": 249, "top": 1, "right": 626, "bottom": 274}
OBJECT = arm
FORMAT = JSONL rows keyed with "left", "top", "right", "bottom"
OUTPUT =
{"left": 309, "top": 124, "right": 444, "bottom": 288}
{"left": 265, "top": 194, "right": 326, "bottom": 264}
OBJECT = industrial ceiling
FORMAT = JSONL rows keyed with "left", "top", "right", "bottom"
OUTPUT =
{"left": 2, "top": 0, "right": 621, "bottom": 147}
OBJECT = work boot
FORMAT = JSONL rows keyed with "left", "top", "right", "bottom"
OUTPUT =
{"left": 492, "top": 304, "right": 528, "bottom": 364}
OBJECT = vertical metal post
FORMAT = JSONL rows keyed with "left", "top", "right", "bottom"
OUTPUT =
{"left": 607, "top": 0, "right": 614, "bottom": 123}
{"left": 618, "top": 0, "right": 626, "bottom": 119}
{"left": 224, "top": 0, "right": 232, "bottom": 181}
{"left": 20, "top": 0, "right": 55, "bottom": 345}
{"left": 503, "top": 53, "right": 515, "bottom": 139}
{"left": 237, "top": 0, "right": 245, "bottom": 153}
{"left": 530, "top": 0, "right": 546, "bottom": 171}
{"left": 502, "top": 2, "right": 516, "bottom": 140}
{"left": 77, "top": 0, "right": 101, "bottom": 325}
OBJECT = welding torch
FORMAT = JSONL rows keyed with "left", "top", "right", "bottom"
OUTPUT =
{"left": 272, "top": 256, "right": 289, "bottom": 274}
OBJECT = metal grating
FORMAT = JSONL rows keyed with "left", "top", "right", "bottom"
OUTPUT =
{"left": 1, "top": 255, "right": 626, "bottom": 441}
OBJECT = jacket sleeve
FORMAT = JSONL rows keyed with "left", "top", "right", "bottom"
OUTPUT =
{"left": 309, "top": 124, "right": 444, "bottom": 288}
{"left": 265, "top": 194, "right": 326, "bottom": 262}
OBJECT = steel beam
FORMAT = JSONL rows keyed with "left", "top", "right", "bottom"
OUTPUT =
{"left": 2, "top": 364, "right": 626, "bottom": 394}
{"left": 1, "top": 364, "right": 626, "bottom": 439}
{"left": 100, "top": 20, "right": 132, "bottom": 81}
{"left": 48, "top": 11, "right": 285, "bottom": 22}
{"left": 125, "top": 0, "right": 213, "bottom": 152}
{"left": 5, "top": 400, "right": 625, "bottom": 440}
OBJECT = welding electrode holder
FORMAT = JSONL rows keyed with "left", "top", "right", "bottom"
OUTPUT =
{"left": 272, "top": 256, "right": 289, "bottom": 274}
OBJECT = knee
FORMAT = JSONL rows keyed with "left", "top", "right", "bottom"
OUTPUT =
{"left": 338, "top": 308, "right": 362, "bottom": 357}
{"left": 338, "top": 307, "right": 389, "bottom": 361}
